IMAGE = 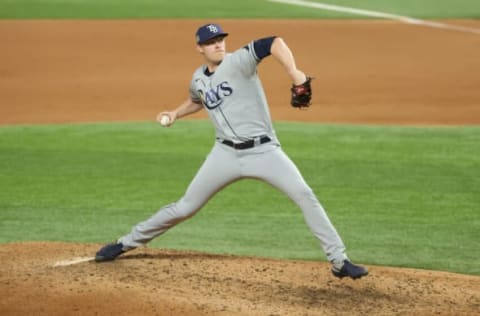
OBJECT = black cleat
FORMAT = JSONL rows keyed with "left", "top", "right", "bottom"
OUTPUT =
{"left": 332, "top": 260, "right": 369, "bottom": 279}
{"left": 95, "top": 243, "right": 126, "bottom": 262}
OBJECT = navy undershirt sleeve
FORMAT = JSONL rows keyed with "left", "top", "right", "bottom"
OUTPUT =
{"left": 253, "top": 36, "right": 276, "bottom": 60}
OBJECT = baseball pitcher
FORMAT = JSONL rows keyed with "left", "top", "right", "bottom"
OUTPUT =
{"left": 95, "top": 23, "right": 368, "bottom": 280}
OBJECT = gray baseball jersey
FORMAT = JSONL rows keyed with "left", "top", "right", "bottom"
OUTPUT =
{"left": 119, "top": 39, "right": 348, "bottom": 265}
{"left": 189, "top": 41, "right": 277, "bottom": 143}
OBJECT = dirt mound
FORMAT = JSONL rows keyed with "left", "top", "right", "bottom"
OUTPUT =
{"left": 1, "top": 242, "right": 478, "bottom": 315}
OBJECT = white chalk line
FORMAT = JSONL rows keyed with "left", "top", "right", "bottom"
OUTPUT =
{"left": 268, "top": 0, "right": 480, "bottom": 35}
{"left": 53, "top": 256, "right": 95, "bottom": 267}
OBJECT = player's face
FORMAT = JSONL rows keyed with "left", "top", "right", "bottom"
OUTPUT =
{"left": 197, "top": 36, "right": 226, "bottom": 65}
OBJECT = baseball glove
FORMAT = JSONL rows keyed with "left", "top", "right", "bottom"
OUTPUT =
{"left": 291, "top": 77, "right": 312, "bottom": 108}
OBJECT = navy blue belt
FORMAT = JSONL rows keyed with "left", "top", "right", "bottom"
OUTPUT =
{"left": 221, "top": 136, "right": 271, "bottom": 150}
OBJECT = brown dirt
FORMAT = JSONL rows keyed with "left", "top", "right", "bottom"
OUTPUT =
{"left": 1, "top": 19, "right": 480, "bottom": 125}
{"left": 1, "top": 242, "right": 479, "bottom": 316}
{"left": 0, "top": 20, "right": 479, "bottom": 315}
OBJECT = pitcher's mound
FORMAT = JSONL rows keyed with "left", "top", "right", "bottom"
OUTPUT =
{"left": 1, "top": 242, "right": 478, "bottom": 315}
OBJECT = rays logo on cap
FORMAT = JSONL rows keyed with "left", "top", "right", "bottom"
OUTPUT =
{"left": 206, "top": 24, "right": 218, "bottom": 33}
{"left": 196, "top": 23, "right": 229, "bottom": 44}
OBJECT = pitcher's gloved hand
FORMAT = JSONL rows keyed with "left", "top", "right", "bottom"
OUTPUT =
{"left": 291, "top": 77, "right": 312, "bottom": 108}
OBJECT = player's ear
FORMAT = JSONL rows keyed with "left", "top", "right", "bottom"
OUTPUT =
{"left": 196, "top": 44, "right": 204, "bottom": 54}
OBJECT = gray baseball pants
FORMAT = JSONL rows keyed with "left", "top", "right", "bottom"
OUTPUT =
{"left": 119, "top": 142, "right": 348, "bottom": 265}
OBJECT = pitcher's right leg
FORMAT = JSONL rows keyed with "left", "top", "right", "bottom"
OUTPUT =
{"left": 96, "top": 143, "right": 240, "bottom": 261}
{"left": 121, "top": 143, "right": 241, "bottom": 247}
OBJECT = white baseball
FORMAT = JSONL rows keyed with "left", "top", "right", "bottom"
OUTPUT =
{"left": 160, "top": 115, "right": 170, "bottom": 126}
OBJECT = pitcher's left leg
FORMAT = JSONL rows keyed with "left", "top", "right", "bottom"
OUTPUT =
{"left": 243, "top": 146, "right": 347, "bottom": 265}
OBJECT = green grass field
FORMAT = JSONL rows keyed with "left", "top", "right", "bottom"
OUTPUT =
{"left": 1, "top": 122, "right": 479, "bottom": 275}
{"left": 0, "top": 0, "right": 479, "bottom": 19}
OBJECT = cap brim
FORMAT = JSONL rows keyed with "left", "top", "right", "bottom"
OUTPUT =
{"left": 198, "top": 33, "right": 229, "bottom": 44}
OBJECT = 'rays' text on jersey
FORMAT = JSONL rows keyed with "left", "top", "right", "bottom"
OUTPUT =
{"left": 198, "top": 81, "right": 233, "bottom": 110}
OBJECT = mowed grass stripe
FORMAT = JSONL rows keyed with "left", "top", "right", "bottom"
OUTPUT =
{"left": 0, "top": 121, "right": 478, "bottom": 275}
{"left": 1, "top": 0, "right": 479, "bottom": 19}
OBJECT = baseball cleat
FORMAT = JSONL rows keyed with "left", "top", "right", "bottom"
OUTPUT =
{"left": 95, "top": 242, "right": 126, "bottom": 262}
{"left": 331, "top": 260, "right": 368, "bottom": 279}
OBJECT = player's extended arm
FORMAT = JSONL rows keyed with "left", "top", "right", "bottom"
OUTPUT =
{"left": 271, "top": 37, "right": 312, "bottom": 108}
{"left": 156, "top": 97, "right": 203, "bottom": 126}
{"left": 270, "top": 37, "right": 307, "bottom": 85}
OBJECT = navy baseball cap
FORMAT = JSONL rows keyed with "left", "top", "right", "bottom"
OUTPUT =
{"left": 196, "top": 23, "right": 229, "bottom": 44}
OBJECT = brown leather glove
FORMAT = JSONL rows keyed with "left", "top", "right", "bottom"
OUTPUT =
{"left": 291, "top": 77, "right": 312, "bottom": 108}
